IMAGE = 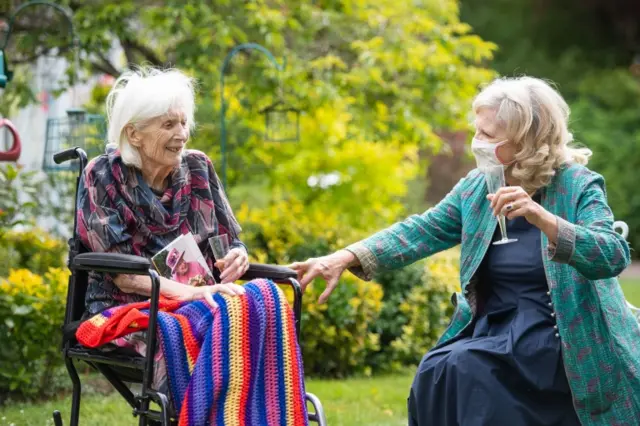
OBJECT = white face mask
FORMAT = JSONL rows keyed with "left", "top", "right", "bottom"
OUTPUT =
{"left": 471, "top": 137, "right": 514, "bottom": 169}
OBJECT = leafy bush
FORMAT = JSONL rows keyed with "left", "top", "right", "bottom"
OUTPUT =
{"left": 235, "top": 197, "right": 367, "bottom": 265}
{"left": 387, "top": 249, "right": 460, "bottom": 368}
{"left": 0, "top": 229, "right": 67, "bottom": 278}
{"left": 570, "top": 69, "right": 640, "bottom": 256}
{"left": 365, "top": 261, "right": 427, "bottom": 372}
{"left": 238, "top": 197, "right": 385, "bottom": 377}
{"left": 0, "top": 267, "right": 70, "bottom": 400}
{"left": 300, "top": 274, "right": 383, "bottom": 378}
{"left": 0, "top": 164, "right": 41, "bottom": 231}
{"left": 0, "top": 161, "right": 78, "bottom": 241}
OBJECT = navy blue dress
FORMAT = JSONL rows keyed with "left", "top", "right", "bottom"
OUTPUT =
{"left": 408, "top": 213, "right": 581, "bottom": 425}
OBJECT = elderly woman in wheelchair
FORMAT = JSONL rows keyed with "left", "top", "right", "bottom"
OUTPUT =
{"left": 76, "top": 68, "right": 249, "bottom": 393}
{"left": 79, "top": 68, "right": 249, "bottom": 315}
{"left": 58, "top": 67, "right": 322, "bottom": 426}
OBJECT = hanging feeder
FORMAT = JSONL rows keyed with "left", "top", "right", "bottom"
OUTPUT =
{"left": 0, "top": 118, "right": 21, "bottom": 162}
{"left": 260, "top": 100, "right": 301, "bottom": 143}
{"left": 219, "top": 43, "right": 303, "bottom": 188}
{"left": 43, "top": 108, "right": 106, "bottom": 171}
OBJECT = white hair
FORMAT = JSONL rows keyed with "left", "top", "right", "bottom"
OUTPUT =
{"left": 472, "top": 76, "right": 592, "bottom": 193}
{"left": 105, "top": 67, "right": 196, "bottom": 168}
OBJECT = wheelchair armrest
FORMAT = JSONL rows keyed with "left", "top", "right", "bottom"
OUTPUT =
{"left": 240, "top": 263, "right": 297, "bottom": 282}
{"left": 72, "top": 252, "right": 151, "bottom": 275}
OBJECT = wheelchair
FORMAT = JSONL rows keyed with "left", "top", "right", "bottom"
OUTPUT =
{"left": 51, "top": 147, "right": 327, "bottom": 426}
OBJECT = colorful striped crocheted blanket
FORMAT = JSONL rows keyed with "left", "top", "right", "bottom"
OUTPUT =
{"left": 76, "top": 279, "right": 308, "bottom": 426}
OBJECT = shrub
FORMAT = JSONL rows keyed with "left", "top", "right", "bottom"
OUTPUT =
{"left": 365, "top": 261, "right": 427, "bottom": 372}
{"left": 387, "top": 249, "right": 460, "bottom": 368}
{"left": 300, "top": 274, "right": 383, "bottom": 378}
{"left": 237, "top": 197, "right": 387, "bottom": 377}
{"left": 0, "top": 267, "right": 70, "bottom": 400}
{"left": 235, "top": 198, "right": 366, "bottom": 265}
{"left": 0, "top": 229, "right": 67, "bottom": 278}
{"left": 0, "top": 164, "right": 41, "bottom": 231}
{"left": 0, "top": 163, "right": 77, "bottom": 240}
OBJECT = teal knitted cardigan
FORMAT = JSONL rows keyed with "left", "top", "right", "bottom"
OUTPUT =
{"left": 347, "top": 163, "right": 640, "bottom": 425}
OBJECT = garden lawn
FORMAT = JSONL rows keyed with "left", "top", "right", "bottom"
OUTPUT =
{"left": 621, "top": 277, "right": 640, "bottom": 306}
{"left": 0, "top": 373, "right": 415, "bottom": 426}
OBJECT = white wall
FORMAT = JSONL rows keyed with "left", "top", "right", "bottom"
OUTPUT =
{"left": 3, "top": 55, "right": 101, "bottom": 171}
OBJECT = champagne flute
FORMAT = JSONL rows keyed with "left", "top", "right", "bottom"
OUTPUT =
{"left": 208, "top": 234, "right": 230, "bottom": 270}
{"left": 483, "top": 165, "right": 518, "bottom": 245}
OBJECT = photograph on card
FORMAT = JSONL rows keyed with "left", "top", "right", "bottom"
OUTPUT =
{"left": 152, "top": 233, "right": 215, "bottom": 287}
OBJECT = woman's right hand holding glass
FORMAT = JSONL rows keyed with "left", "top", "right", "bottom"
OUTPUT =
{"left": 287, "top": 250, "right": 357, "bottom": 303}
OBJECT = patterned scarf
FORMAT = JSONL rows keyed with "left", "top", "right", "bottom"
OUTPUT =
{"left": 76, "top": 147, "right": 244, "bottom": 314}
{"left": 77, "top": 145, "right": 241, "bottom": 258}
{"left": 76, "top": 279, "right": 308, "bottom": 426}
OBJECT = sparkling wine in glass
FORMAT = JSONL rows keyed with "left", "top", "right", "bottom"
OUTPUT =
{"left": 209, "top": 234, "right": 230, "bottom": 271}
{"left": 483, "top": 165, "right": 518, "bottom": 246}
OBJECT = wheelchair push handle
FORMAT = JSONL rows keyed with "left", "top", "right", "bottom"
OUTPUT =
{"left": 54, "top": 147, "right": 82, "bottom": 164}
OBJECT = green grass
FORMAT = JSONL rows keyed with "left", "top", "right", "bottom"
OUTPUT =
{"left": 621, "top": 277, "right": 640, "bottom": 306}
{"left": 0, "top": 374, "right": 414, "bottom": 426}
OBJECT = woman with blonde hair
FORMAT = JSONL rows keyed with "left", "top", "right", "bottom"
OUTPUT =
{"left": 290, "top": 76, "right": 640, "bottom": 425}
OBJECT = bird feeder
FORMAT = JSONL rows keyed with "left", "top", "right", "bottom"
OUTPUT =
{"left": 260, "top": 100, "right": 300, "bottom": 143}
{"left": 43, "top": 108, "right": 106, "bottom": 171}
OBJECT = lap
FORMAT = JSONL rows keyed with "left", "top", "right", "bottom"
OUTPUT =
{"left": 409, "top": 335, "right": 579, "bottom": 426}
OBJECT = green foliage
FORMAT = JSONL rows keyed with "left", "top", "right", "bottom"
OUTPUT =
{"left": 7, "top": 0, "right": 496, "bottom": 234}
{"left": 460, "top": 0, "right": 628, "bottom": 97}
{"left": 0, "top": 226, "right": 67, "bottom": 400}
{"left": 206, "top": 0, "right": 496, "bottom": 229}
{"left": 236, "top": 197, "right": 367, "bottom": 265}
{"left": 365, "top": 261, "right": 426, "bottom": 371}
{"left": 388, "top": 250, "right": 459, "bottom": 367}
{"left": 0, "top": 164, "right": 40, "bottom": 231}
{"left": 0, "top": 163, "right": 76, "bottom": 238}
{"left": 39, "top": 171, "right": 78, "bottom": 237}
{"left": 0, "top": 229, "right": 67, "bottom": 277}
{"left": 300, "top": 274, "right": 383, "bottom": 378}
{"left": 571, "top": 69, "right": 640, "bottom": 255}
{"left": 237, "top": 196, "right": 380, "bottom": 378}
{"left": 0, "top": 267, "right": 70, "bottom": 400}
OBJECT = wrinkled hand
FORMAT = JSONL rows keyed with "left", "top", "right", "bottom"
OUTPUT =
{"left": 487, "top": 186, "right": 547, "bottom": 226}
{"left": 217, "top": 248, "right": 249, "bottom": 283}
{"left": 185, "top": 283, "right": 246, "bottom": 308}
{"left": 287, "top": 250, "right": 355, "bottom": 303}
{"left": 160, "top": 277, "right": 245, "bottom": 308}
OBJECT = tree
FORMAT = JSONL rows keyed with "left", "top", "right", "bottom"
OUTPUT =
{"left": 3, "top": 0, "right": 495, "bottom": 243}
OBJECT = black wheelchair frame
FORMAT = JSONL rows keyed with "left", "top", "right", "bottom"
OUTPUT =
{"left": 51, "top": 147, "right": 327, "bottom": 426}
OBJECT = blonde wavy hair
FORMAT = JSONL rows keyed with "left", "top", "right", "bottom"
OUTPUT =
{"left": 472, "top": 76, "right": 591, "bottom": 194}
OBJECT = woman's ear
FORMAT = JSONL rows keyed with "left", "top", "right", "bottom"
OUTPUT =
{"left": 124, "top": 124, "right": 142, "bottom": 148}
